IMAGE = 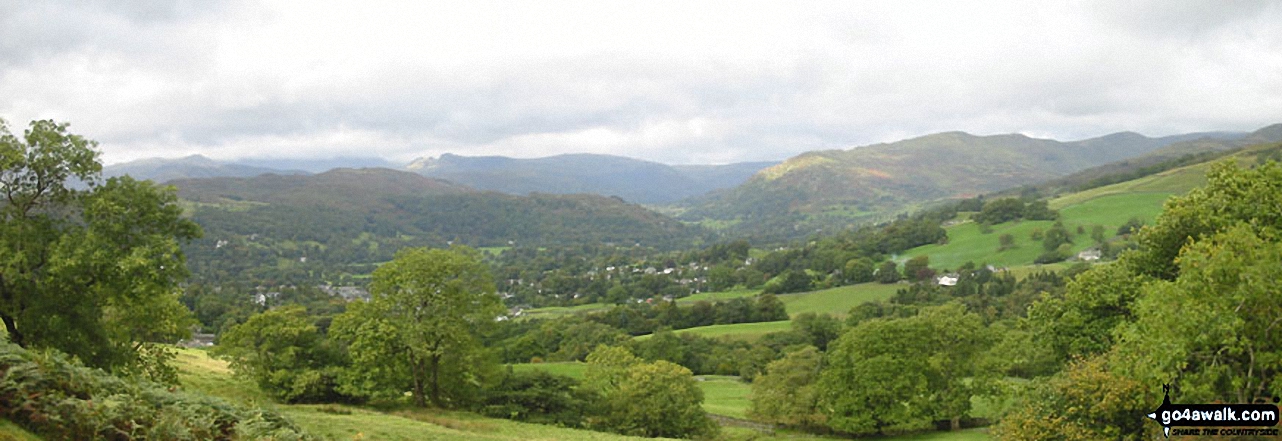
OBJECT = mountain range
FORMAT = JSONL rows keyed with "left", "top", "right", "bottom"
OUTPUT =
{"left": 112, "top": 123, "right": 1281, "bottom": 242}
{"left": 676, "top": 126, "right": 1280, "bottom": 239}
{"left": 406, "top": 153, "right": 776, "bottom": 204}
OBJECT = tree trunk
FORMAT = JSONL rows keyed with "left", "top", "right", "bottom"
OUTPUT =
{"left": 951, "top": 417, "right": 960, "bottom": 431}
{"left": 1, "top": 314, "right": 22, "bottom": 346}
{"left": 411, "top": 354, "right": 427, "bottom": 407}
{"left": 429, "top": 353, "right": 441, "bottom": 407}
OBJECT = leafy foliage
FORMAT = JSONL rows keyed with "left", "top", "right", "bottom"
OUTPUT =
{"left": 475, "top": 369, "right": 597, "bottom": 427}
{"left": 213, "top": 305, "right": 349, "bottom": 403}
{"left": 819, "top": 303, "right": 993, "bottom": 436}
{"left": 331, "top": 247, "right": 502, "bottom": 408}
{"left": 748, "top": 346, "right": 826, "bottom": 429}
{"left": 0, "top": 341, "right": 312, "bottom": 440}
{"left": 584, "top": 346, "right": 717, "bottom": 439}
{"left": 0, "top": 119, "right": 200, "bottom": 371}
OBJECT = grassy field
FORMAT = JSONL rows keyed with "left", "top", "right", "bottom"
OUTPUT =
{"left": 520, "top": 302, "right": 612, "bottom": 320}
{"left": 173, "top": 347, "right": 666, "bottom": 441}
{"left": 777, "top": 283, "right": 901, "bottom": 318}
{"left": 634, "top": 320, "right": 794, "bottom": 342}
{"left": 696, "top": 376, "right": 753, "bottom": 419}
{"left": 902, "top": 192, "right": 1172, "bottom": 270}
{"left": 678, "top": 288, "right": 761, "bottom": 304}
{"left": 898, "top": 155, "right": 1234, "bottom": 271}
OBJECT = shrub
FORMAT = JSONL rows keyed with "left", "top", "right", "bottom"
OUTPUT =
{"left": 0, "top": 341, "right": 313, "bottom": 440}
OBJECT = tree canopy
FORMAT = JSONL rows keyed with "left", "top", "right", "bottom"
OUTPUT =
{"left": 330, "top": 246, "right": 502, "bottom": 407}
{"left": 0, "top": 119, "right": 200, "bottom": 369}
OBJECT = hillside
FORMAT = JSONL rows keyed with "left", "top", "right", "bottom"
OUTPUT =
{"left": 173, "top": 167, "right": 473, "bottom": 210}
{"left": 900, "top": 140, "right": 1282, "bottom": 269}
{"left": 171, "top": 169, "right": 706, "bottom": 283}
{"left": 104, "top": 154, "right": 308, "bottom": 182}
{"left": 407, "top": 153, "right": 776, "bottom": 204}
{"left": 1015, "top": 124, "right": 1282, "bottom": 196}
{"left": 678, "top": 127, "right": 1265, "bottom": 240}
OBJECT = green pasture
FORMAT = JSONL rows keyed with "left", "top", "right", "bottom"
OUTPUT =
{"left": 777, "top": 282, "right": 900, "bottom": 318}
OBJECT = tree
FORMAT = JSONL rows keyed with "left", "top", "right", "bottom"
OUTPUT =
{"left": 1042, "top": 221, "right": 1072, "bottom": 252}
{"left": 993, "top": 356, "right": 1153, "bottom": 441}
{"left": 875, "top": 260, "right": 900, "bottom": 284}
{"left": 974, "top": 198, "right": 1025, "bottom": 224}
{"left": 844, "top": 257, "right": 875, "bottom": 283}
{"left": 791, "top": 312, "right": 842, "bottom": 351}
{"left": 749, "top": 346, "right": 825, "bottom": 429}
{"left": 213, "top": 305, "right": 346, "bottom": 403}
{"left": 331, "top": 246, "right": 501, "bottom": 407}
{"left": 903, "top": 255, "right": 933, "bottom": 282}
{"left": 0, "top": 119, "right": 201, "bottom": 369}
{"left": 1127, "top": 161, "right": 1282, "bottom": 280}
{"left": 754, "top": 293, "right": 789, "bottom": 321}
{"left": 585, "top": 345, "right": 717, "bottom": 438}
{"left": 763, "top": 269, "right": 811, "bottom": 294}
{"left": 819, "top": 303, "right": 992, "bottom": 435}
{"left": 998, "top": 233, "right": 1015, "bottom": 251}
{"left": 707, "top": 264, "right": 736, "bottom": 292}
{"left": 1025, "top": 263, "right": 1146, "bottom": 365}
{"left": 1114, "top": 225, "right": 1282, "bottom": 405}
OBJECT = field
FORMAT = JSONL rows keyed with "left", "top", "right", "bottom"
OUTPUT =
{"left": 173, "top": 348, "right": 665, "bottom": 441}
{"left": 678, "top": 288, "right": 760, "bottom": 304}
{"left": 634, "top": 320, "right": 794, "bottom": 342}
{"left": 902, "top": 192, "right": 1173, "bottom": 270}
{"left": 528, "top": 281, "right": 899, "bottom": 323}
{"left": 777, "top": 283, "right": 901, "bottom": 318}
{"left": 696, "top": 376, "right": 753, "bottom": 419}
{"left": 520, "top": 302, "right": 612, "bottom": 320}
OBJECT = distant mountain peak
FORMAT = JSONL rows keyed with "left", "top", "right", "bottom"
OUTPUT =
{"left": 405, "top": 152, "right": 778, "bottom": 204}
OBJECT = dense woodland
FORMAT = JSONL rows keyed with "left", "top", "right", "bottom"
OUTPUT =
{"left": 3, "top": 118, "right": 1281, "bottom": 440}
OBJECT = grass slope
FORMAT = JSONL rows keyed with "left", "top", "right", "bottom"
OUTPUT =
{"left": 900, "top": 150, "right": 1262, "bottom": 270}
{"left": 0, "top": 420, "right": 41, "bottom": 441}
{"left": 903, "top": 189, "right": 1174, "bottom": 270}
{"left": 174, "top": 348, "right": 662, "bottom": 441}
{"left": 635, "top": 321, "right": 795, "bottom": 342}
{"left": 777, "top": 283, "right": 900, "bottom": 318}
{"left": 696, "top": 376, "right": 753, "bottom": 420}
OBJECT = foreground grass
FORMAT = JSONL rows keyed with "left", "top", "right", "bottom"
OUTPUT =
{"left": 507, "top": 364, "right": 753, "bottom": 421}
{"left": 175, "top": 347, "right": 663, "bottom": 441}
{"left": 0, "top": 419, "right": 41, "bottom": 441}
{"left": 282, "top": 405, "right": 664, "bottom": 441}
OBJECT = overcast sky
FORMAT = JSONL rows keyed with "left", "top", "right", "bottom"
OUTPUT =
{"left": 3, "top": 1, "right": 1281, "bottom": 166}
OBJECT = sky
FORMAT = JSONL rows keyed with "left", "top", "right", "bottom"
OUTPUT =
{"left": 2, "top": 1, "right": 1281, "bottom": 166}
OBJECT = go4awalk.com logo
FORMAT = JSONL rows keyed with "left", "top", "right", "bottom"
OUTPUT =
{"left": 1147, "top": 385, "right": 1280, "bottom": 438}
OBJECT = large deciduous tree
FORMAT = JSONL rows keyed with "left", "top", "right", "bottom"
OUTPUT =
{"left": 749, "top": 346, "right": 825, "bottom": 429}
{"left": 819, "top": 303, "right": 993, "bottom": 435}
{"left": 331, "top": 246, "right": 502, "bottom": 407}
{"left": 0, "top": 119, "right": 200, "bottom": 369}
{"left": 584, "top": 345, "right": 717, "bottom": 439}
{"left": 213, "top": 305, "right": 347, "bottom": 403}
